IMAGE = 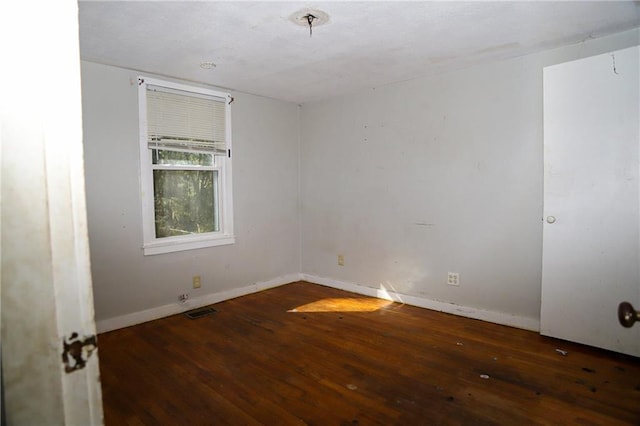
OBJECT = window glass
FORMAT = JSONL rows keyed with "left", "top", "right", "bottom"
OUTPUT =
{"left": 152, "top": 169, "right": 219, "bottom": 237}
{"left": 151, "top": 149, "right": 214, "bottom": 166}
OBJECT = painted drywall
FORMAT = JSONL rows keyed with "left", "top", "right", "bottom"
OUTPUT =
{"left": 300, "top": 29, "right": 640, "bottom": 324}
{"left": 81, "top": 61, "right": 300, "bottom": 323}
{"left": 83, "top": 28, "right": 638, "bottom": 331}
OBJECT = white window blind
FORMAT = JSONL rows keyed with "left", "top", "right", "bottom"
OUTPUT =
{"left": 146, "top": 85, "right": 227, "bottom": 155}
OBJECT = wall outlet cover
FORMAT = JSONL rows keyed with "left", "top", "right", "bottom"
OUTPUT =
{"left": 193, "top": 275, "right": 201, "bottom": 289}
{"left": 447, "top": 272, "right": 460, "bottom": 286}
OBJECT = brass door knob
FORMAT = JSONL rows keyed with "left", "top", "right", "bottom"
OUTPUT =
{"left": 618, "top": 301, "right": 640, "bottom": 328}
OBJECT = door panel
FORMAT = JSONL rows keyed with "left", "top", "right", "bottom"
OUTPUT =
{"left": 1, "top": 0, "right": 104, "bottom": 423}
{"left": 541, "top": 46, "right": 640, "bottom": 356}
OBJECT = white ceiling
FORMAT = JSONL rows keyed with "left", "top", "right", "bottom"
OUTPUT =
{"left": 79, "top": 1, "right": 640, "bottom": 104}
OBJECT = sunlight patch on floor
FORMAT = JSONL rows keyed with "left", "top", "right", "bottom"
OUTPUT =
{"left": 288, "top": 298, "right": 392, "bottom": 313}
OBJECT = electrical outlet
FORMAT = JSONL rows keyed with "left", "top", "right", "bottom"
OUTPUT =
{"left": 178, "top": 293, "right": 189, "bottom": 303}
{"left": 447, "top": 272, "right": 460, "bottom": 286}
{"left": 338, "top": 254, "right": 345, "bottom": 266}
{"left": 193, "top": 275, "right": 201, "bottom": 289}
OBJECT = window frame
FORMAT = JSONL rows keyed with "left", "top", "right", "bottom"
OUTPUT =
{"left": 138, "top": 76, "right": 234, "bottom": 255}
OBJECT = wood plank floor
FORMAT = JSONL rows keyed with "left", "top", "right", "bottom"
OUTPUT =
{"left": 98, "top": 281, "right": 640, "bottom": 425}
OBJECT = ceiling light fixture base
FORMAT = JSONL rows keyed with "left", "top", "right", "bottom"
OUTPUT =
{"left": 289, "top": 8, "right": 330, "bottom": 35}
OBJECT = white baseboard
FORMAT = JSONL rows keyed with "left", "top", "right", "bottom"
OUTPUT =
{"left": 96, "top": 273, "right": 302, "bottom": 333}
{"left": 301, "top": 274, "right": 540, "bottom": 332}
{"left": 97, "top": 273, "right": 540, "bottom": 334}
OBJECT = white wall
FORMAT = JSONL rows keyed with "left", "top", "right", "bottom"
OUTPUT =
{"left": 81, "top": 61, "right": 300, "bottom": 326}
{"left": 300, "top": 29, "right": 639, "bottom": 327}
{"left": 83, "top": 28, "right": 639, "bottom": 332}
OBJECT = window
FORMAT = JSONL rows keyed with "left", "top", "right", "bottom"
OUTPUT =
{"left": 138, "top": 77, "right": 234, "bottom": 255}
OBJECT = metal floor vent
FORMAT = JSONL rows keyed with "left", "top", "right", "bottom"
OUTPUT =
{"left": 184, "top": 307, "right": 217, "bottom": 319}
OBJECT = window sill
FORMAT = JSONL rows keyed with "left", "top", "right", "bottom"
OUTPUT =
{"left": 143, "top": 235, "right": 235, "bottom": 256}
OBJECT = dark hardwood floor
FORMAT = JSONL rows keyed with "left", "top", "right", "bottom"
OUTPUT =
{"left": 98, "top": 281, "right": 640, "bottom": 425}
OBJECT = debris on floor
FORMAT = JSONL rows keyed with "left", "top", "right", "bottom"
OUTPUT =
{"left": 346, "top": 383, "right": 358, "bottom": 390}
{"left": 480, "top": 374, "right": 490, "bottom": 380}
{"left": 555, "top": 349, "right": 568, "bottom": 356}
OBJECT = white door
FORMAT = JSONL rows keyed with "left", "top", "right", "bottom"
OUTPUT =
{"left": 1, "top": 0, "right": 104, "bottom": 423}
{"left": 541, "top": 46, "right": 640, "bottom": 357}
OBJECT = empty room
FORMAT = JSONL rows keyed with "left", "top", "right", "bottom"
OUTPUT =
{"left": 3, "top": 1, "right": 640, "bottom": 424}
